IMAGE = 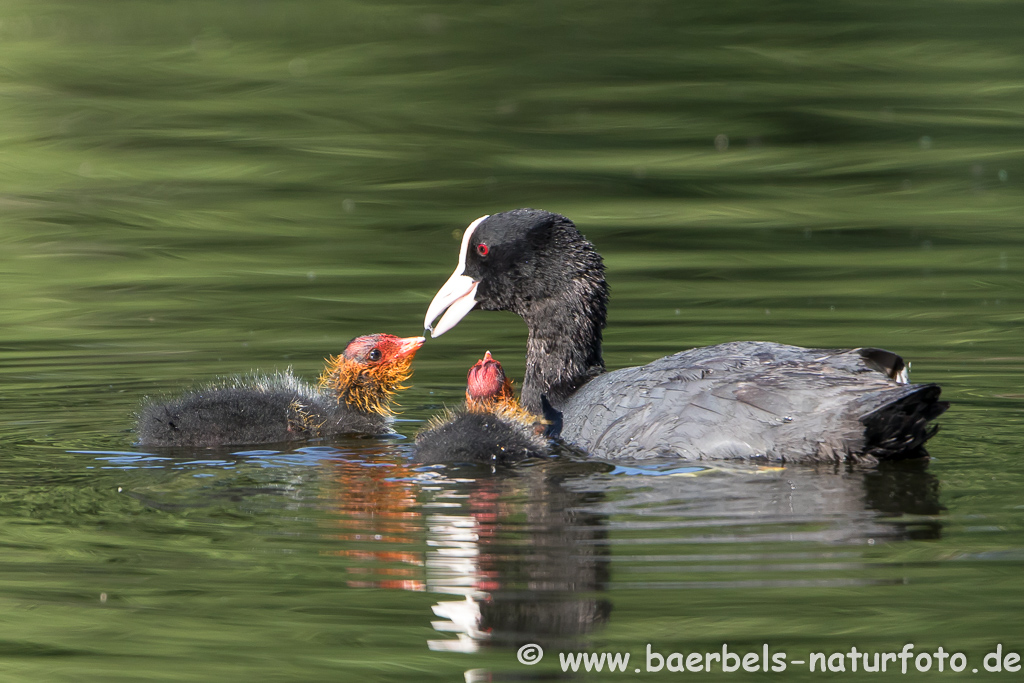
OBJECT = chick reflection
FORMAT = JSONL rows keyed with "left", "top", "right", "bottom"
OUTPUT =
{"left": 424, "top": 466, "right": 611, "bottom": 653}
{"left": 323, "top": 449, "right": 425, "bottom": 592}
{"left": 319, "top": 452, "right": 611, "bottom": 654}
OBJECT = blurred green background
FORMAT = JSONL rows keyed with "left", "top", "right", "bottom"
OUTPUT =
{"left": 0, "top": 0, "right": 1022, "bottom": 680}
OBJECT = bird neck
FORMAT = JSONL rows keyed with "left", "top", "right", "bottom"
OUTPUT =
{"left": 319, "top": 356, "right": 413, "bottom": 416}
{"left": 519, "top": 277, "right": 607, "bottom": 414}
{"left": 466, "top": 391, "right": 536, "bottom": 425}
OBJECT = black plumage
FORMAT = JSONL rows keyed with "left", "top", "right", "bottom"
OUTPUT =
{"left": 414, "top": 410, "right": 549, "bottom": 465}
{"left": 424, "top": 209, "right": 948, "bottom": 464}
{"left": 415, "top": 351, "right": 549, "bottom": 465}
{"left": 137, "top": 372, "right": 389, "bottom": 447}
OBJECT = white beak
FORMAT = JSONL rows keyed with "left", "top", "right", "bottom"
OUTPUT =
{"left": 423, "top": 215, "right": 489, "bottom": 338}
{"left": 424, "top": 274, "right": 479, "bottom": 338}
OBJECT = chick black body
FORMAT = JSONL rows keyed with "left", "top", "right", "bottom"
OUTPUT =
{"left": 415, "top": 351, "right": 549, "bottom": 465}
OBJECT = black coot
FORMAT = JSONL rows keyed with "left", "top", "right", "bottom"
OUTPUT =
{"left": 415, "top": 351, "right": 549, "bottom": 464}
{"left": 137, "top": 334, "right": 424, "bottom": 447}
{"left": 423, "top": 209, "right": 947, "bottom": 464}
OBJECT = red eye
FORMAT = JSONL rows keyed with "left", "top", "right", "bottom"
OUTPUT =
{"left": 476, "top": 243, "right": 489, "bottom": 257}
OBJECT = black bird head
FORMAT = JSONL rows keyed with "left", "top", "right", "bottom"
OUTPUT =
{"left": 424, "top": 208, "right": 607, "bottom": 336}
{"left": 424, "top": 209, "right": 608, "bottom": 412}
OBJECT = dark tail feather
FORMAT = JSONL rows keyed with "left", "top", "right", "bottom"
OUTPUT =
{"left": 860, "top": 383, "right": 949, "bottom": 460}
{"left": 540, "top": 394, "right": 563, "bottom": 438}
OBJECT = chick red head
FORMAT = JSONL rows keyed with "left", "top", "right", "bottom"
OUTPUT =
{"left": 342, "top": 334, "right": 424, "bottom": 364}
{"left": 466, "top": 351, "right": 514, "bottom": 406}
{"left": 320, "top": 334, "right": 425, "bottom": 415}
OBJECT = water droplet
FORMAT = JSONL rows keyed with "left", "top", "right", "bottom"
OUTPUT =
{"left": 714, "top": 134, "right": 729, "bottom": 151}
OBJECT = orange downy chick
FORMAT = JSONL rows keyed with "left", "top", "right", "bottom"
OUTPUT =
{"left": 321, "top": 334, "right": 424, "bottom": 416}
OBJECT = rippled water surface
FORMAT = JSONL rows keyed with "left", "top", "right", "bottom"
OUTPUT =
{"left": 1, "top": 1, "right": 1023, "bottom": 680}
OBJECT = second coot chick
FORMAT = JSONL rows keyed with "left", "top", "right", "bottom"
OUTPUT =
{"left": 138, "top": 334, "right": 424, "bottom": 447}
{"left": 415, "top": 352, "right": 549, "bottom": 465}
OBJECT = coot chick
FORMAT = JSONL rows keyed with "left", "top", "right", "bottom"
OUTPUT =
{"left": 423, "top": 209, "right": 948, "bottom": 464}
{"left": 415, "top": 351, "right": 549, "bottom": 465}
{"left": 137, "top": 334, "right": 424, "bottom": 447}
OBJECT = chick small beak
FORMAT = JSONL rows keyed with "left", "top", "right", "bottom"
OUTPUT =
{"left": 395, "top": 336, "right": 426, "bottom": 359}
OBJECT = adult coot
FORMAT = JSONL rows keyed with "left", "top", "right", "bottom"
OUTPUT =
{"left": 423, "top": 209, "right": 947, "bottom": 464}
{"left": 138, "top": 334, "right": 424, "bottom": 447}
{"left": 415, "top": 351, "right": 549, "bottom": 464}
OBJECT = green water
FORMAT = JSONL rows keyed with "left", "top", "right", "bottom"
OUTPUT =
{"left": 1, "top": 0, "right": 1022, "bottom": 680}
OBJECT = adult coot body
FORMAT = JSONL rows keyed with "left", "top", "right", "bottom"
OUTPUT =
{"left": 138, "top": 334, "right": 424, "bottom": 447}
{"left": 424, "top": 209, "right": 947, "bottom": 464}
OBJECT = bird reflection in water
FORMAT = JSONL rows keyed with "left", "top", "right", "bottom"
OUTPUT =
{"left": 423, "top": 469, "right": 612, "bottom": 654}
{"left": 324, "top": 450, "right": 425, "bottom": 592}
{"left": 318, "top": 452, "right": 942, "bottom": 667}
{"left": 320, "top": 455, "right": 613, "bottom": 654}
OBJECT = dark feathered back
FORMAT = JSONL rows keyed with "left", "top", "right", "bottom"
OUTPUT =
{"left": 414, "top": 410, "right": 548, "bottom": 465}
{"left": 137, "top": 371, "right": 390, "bottom": 447}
